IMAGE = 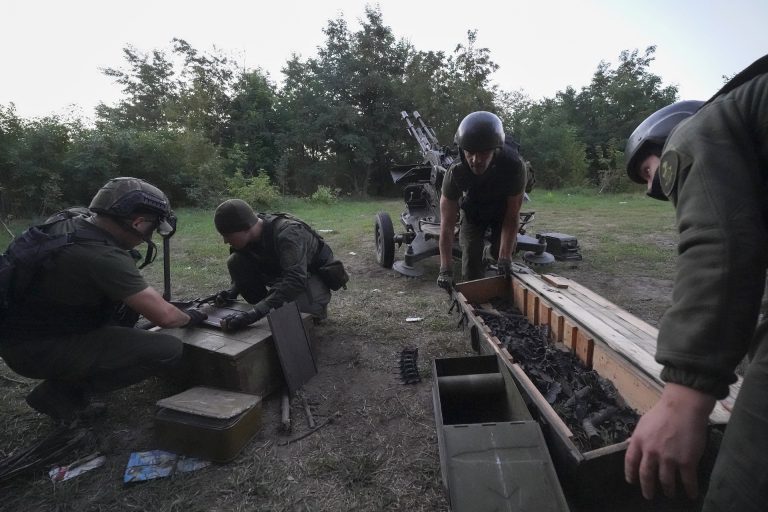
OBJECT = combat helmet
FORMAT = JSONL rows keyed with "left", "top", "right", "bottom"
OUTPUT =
{"left": 455, "top": 111, "right": 505, "bottom": 152}
{"left": 625, "top": 100, "right": 704, "bottom": 184}
{"left": 90, "top": 177, "right": 174, "bottom": 236}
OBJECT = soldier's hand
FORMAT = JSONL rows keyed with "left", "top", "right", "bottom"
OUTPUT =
{"left": 214, "top": 288, "right": 238, "bottom": 307}
{"left": 497, "top": 258, "right": 512, "bottom": 278}
{"left": 183, "top": 308, "right": 208, "bottom": 328}
{"left": 437, "top": 268, "right": 454, "bottom": 292}
{"left": 220, "top": 308, "right": 266, "bottom": 332}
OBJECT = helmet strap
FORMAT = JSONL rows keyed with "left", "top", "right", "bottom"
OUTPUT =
{"left": 114, "top": 216, "right": 160, "bottom": 268}
{"left": 646, "top": 172, "right": 670, "bottom": 201}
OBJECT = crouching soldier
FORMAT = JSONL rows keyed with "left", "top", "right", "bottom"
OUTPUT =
{"left": 0, "top": 177, "right": 207, "bottom": 425}
{"left": 213, "top": 199, "right": 348, "bottom": 331}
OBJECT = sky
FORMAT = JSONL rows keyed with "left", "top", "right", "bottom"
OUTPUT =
{"left": 2, "top": 0, "right": 766, "bottom": 120}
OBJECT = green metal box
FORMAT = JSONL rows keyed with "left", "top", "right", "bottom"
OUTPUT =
{"left": 154, "top": 386, "right": 262, "bottom": 463}
{"left": 432, "top": 355, "right": 569, "bottom": 512}
{"left": 165, "top": 303, "right": 314, "bottom": 397}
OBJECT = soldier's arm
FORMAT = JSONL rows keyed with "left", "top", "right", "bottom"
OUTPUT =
{"left": 124, "top": 287, "right": 191, "bottom": 328}
{"left": 439, "top": 196, "right": 458, "bottom": 270}
{"left": 498, "top": 193, "right": 524, "bottom": 261}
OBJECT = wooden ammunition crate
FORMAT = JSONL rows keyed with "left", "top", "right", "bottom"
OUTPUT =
{"left": 164, "top": 303, "right": 314, "bottom": 397}
{"left": 455, "top": 275, "right": 734, "bottom": 511}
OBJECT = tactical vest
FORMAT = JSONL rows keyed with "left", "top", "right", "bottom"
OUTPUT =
{"left": 0, "top": 210, "right": 120, "bottom": 337}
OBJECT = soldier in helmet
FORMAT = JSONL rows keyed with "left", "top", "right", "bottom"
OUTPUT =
{"left": 212, "top": 199, "right": 346, "bottom": 331}
{"left": 624, "top": 100, "right": 704, "bottom": 200}
{"left": 0, "top": 177, "right": 207, "bottom": 425}
{"left": 437, "top": 111, "right": 527, "bottom": 290}
{"left": 622, "top": 55, "right": 768, "bottom": 511}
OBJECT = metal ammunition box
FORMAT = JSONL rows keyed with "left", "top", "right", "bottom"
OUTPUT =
{"left": 432, "top": 355, "right": 569, "bottom": 512}
{"left": 154, "top": 386, "right": 262, "bottom": 463}
{"left": 165, "top": 304, "right": 314, "bottom": 397}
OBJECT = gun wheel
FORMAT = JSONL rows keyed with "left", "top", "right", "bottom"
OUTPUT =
{"left": 374, "top": 211, "right": 395, "bottom": 268}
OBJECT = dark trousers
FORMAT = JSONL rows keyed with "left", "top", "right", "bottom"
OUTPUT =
{"left": 703, "top": 321, "right": 768, "bottom": 511}
{"left": 459, "top": 214, "right": 502, "bottom": 281}
{"left": 227, "top": 252, "right": 331, "bottom": 319}
{"left": 1, "top": 326, "right": 182, "bottom": 404}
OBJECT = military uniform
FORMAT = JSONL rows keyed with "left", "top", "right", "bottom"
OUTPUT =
{"left": 0, "top": 216, "right": 183, "bottom": 417}
{"left": 656, "top": 71, "right": 768, "bottom": 511}
{"left": 226, "top": 214, "right": 332, "bottom": 319}
{"left": 441, "top": 144, "right": 526, "bottom": 279}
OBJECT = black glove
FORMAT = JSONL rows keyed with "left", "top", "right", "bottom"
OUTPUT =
{"left": 214, "top": 287, "right": 239, "bottom": 307}
{"left": 436, "top": 268, "right": 454, "bottom": 292}
{"left": 183, "top": 308, "right": 208, "bottom": 328}
{"left": 220, "top": 307, "right": 267, "bottom": 332}
{"left": 496, "top": 258, "right": 512, "bottom": 278}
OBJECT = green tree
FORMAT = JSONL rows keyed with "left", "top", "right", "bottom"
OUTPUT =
{"left": 96, "top": 46, "right": 179, "bottom": 130}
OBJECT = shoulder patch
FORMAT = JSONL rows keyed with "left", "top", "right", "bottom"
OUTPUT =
{"left": 659, "top": 151, "right": 680, "bottom": 197}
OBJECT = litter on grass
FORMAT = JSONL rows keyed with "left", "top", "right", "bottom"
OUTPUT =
{"left": 123, "top": 450, "right": 210, "bottom": 484}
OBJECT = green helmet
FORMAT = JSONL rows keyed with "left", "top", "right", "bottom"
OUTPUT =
{"left": 214, "top": 199, "right": 258, "bottom": 234}
{"left": 625, "top": 100, "right": 703, "bottom": 184}
{"left": 89, "top": 177, "right": 174, "bottom": 236}
{"left": 455, "top": 111, "right": 505, "bottom": 152}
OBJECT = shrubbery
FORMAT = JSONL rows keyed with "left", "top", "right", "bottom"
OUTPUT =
{"left": 225, "top": 170, "right": 282, "bottom": 210}
{"left": 308, "top": 185, "right": 340, "bottom": 205}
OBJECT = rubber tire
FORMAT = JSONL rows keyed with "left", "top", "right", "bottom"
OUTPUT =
{"left": 374, "top": 211, "right": 395, "bottom": 268}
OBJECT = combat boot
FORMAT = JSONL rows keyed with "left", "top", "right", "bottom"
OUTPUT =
{"left": 25, "top": 381, "right": 87, "bottom": 425}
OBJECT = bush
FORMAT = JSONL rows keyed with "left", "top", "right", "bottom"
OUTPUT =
{"left": 308, "top": 185, "right": 340, "bottom": 205}
{"left": 225, "top": 170, "right": 281, "bottom": 210}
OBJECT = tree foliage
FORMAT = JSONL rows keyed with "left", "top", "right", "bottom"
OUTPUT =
{"left": 0, "top": 7, "right": 682, "bottom": 216}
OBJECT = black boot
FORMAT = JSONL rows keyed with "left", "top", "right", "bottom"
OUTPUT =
{"left": 26, "top": 381, "right": 87, "bottom": 425}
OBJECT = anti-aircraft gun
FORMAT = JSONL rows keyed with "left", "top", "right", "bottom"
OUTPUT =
{"left": 374, "top": 110, "right": 560, "bottom": 277}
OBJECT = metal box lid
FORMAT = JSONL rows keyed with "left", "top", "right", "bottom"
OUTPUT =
{"left": 156, "top": 386, "right": 261, "bottom": 420}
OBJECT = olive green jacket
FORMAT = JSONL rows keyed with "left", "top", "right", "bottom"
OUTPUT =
{"left": 657, "top": 72, "right": 768, "bottom": 398}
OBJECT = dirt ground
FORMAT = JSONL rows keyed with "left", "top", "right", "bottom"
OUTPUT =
{"left": 0, "top": 231, "right": 677, "bottom": 511}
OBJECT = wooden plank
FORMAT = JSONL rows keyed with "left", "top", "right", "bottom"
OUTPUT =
{"left": 574, "top": 330, "right": 594, "bottom": 367}
{"left": 562, "top": 318, "right": 579, "bottom": 351}
{"left": 538, "top": 301, "right": 552, "bottom": 327}
{"left": 542, "top": 274, "right": 569, "bottom": 289}
{"left": 455, "top": 275, "right": 508, "bottom": 304}
{"left": 591, "top": 343, "right": 662, "bottom": 414}
{"left": 527, "top": 293, "right": 540, "bottom": 325}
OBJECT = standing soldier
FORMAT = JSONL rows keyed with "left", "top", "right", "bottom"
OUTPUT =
{"left": 437, "top": 111, "right": 527, "bottom": 291}
{"left": 212, "top": 199, "right": 347, "bottom": 331}
{"left": 623, "top": 55, "right": 768, "bottom": 511}
{"left": 0, "top": 177, "right": 207, "bottom": 425}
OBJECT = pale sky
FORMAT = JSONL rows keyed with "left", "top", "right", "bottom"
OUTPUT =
{"left": 2, "top": 0, "right": 766, "bottom": 120}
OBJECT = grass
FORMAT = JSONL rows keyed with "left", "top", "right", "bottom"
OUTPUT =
{"left": 0, "top": 190, "right": 680, "bottom": 511}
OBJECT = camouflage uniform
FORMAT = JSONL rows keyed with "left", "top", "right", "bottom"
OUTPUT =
{"left": 226, "top": 214, "right": 332, "bottom": 319}
{"left": 657, "top": 71, "right": 768, "bottom": 511}
{"left": 441, "top": 144, "right": 527, "bottom": 280}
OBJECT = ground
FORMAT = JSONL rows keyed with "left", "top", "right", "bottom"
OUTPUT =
{"left": 0, "top": 203, "right": 679, "bottom": 511}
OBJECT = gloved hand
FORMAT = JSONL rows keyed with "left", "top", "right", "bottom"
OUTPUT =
{"left": 496, "top": 258, "right": 512, "bottom": 278}
{"left": 436, "top": 268, "right": 454, "bottom": 292}
{"left": 183, "top": 308, "right": 208, "bottom": 328}
{"left": 214, "top": 287, "right": 239, "bottom": 307}
{"left": 220, "top": 304, "right": 269, "bottom": 332}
